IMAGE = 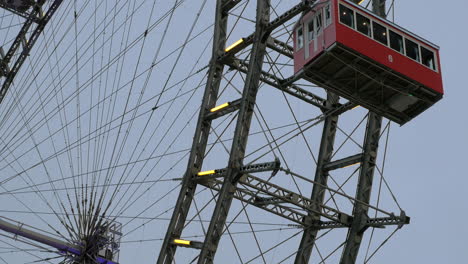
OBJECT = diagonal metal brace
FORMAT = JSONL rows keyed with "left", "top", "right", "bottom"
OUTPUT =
{"left": 195, "top": 159, "right": 280, "bottom": 181}
{"left": 218, "top": 0, "right": 315, "bottom": 59}
{"left": 238, "top": 173, "right": 353, "bottom": 225}
{"left": 0, "top": 2, "right": 42, "bottom": 22}
{"left": 323, "top": 153, "right": 363, "bottom": 171}
{"left": 226, "top": 58, "right": 328, "bottom": 110}
{"left": 201, "top": 178, "right": 307, "bottom": 224}
{"left": 221, "top": 0, "right": 242, "bottom": 13}
{"left": 317, "top": 211, "right": 410, "bottom": 230}
{"left": 0, "top": 0, "right": 63, "bottom": 105}
{"left": 205, "top": 99, "right": 242, "bottom": 120}
{"left": 266, "top": 37, "right": 294, "bottom": 58}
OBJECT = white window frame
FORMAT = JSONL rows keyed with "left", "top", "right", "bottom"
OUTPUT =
{"left": 306, "top": 17, "right": 315, "bottom": 43}
{"left": 406, "top": 36, "right": 439, "bottom": 72}
{"left": 338, "top": 3, "right": 355, "bottom": 29}
{"left": 354, "top": 11, "right": 372, "bottom": 37}
{"left": 337, "top": 1, "right": 439, "bottom": 73}
{"left": 296, "top": 26, "right": 304, "bottom": 51}
{"left": 419, "top": 44, "right": 438, "bottom": 72}
{"left": 371, "top": 20, "right": 389, "bottom": 46}
{"left": 324, "top": 4, "right": 332, "bottom": 27}
{"left": 404, "top": 37, "right": 421, "bottom": 64}
{"left": 388, "top": 29, "right": 405, "bottom": 55}
{"left": 315, "top": 10, "right": 323, "bottom": 36}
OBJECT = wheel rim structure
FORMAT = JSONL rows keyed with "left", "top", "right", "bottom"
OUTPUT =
{"left": 0, "top": 0, "right": 409, "bottom": 263}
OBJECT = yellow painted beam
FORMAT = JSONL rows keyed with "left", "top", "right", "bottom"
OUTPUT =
{"left": 197, "top": 170, "right": 215, "bottom": 176}
{"left": 210, "top": 102, "right": 230, "bottom": 112}
{"left": 174, "top": 239, "right": 191, "bottom": 246}
{"left": 225, "top": 38, "right": 244, "bottom": 52}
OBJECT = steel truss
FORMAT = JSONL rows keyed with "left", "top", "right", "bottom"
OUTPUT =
{"left": 0, "top": 0, "right": 63, "bottom": 104}
{"left": 158, "top": 0, "right": 409, "bottom": 263}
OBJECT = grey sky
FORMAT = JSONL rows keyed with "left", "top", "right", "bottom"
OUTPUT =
{"left": 381, "top": 0, "right": 467, "bottom": 263}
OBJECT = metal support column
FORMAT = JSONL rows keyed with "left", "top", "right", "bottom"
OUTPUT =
{"left": 339, "top": 112, "right": 383, "bottom": 263}
{"left": 340, "top": 2, "right": 386, "bottom": 263}
{"left": 156, "top": 0, "right": 229, "bottom": 262}
{"left": 197, "top": 1, "right": 270, "bottom": 262}
{"left": 294, "top": 93, "right": 339, "bottom": 264}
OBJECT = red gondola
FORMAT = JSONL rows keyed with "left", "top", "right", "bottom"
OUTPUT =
{"left": 293, "top": 0, "right": 443, "bottom": 124}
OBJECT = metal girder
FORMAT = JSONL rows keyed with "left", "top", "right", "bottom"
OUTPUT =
{"left": 0, "top": 0, "right": 63, "bottom": 104}
{"left": 200, "top": 172, "right": 352, "bottom": 226}
{"left": 222, "top": 0, "right": 242, "bottom": 12}
{"left": 156, "top": 0, "right": 231, "bottom": 262}
{"left": 318, "top": 213, "right": 410, "bottom": 230}
{"left": 264, "top": 0, "right": 312, "bottom": 33}
{"left": 202, "top": 177, "right": 307, "bottom": 225}
{"left": 196, "top": 1, "right": 270, "bottom": 262}
{"left": 201, "top": 163, "right": 408, "bottom": 232}
{"left": 340, "top": 112, "right": 383, "bottom": 264}
{"left": 340, "top": 1, "right": 386, "bottom": 262}
{"left": 0, "top": 1, "right": 43, "bottom": 22}
{"left": 294, "top": 93, "right": 340, "bottom": 264}
{"left": 372, "top": 0, "right": 386, "bottom": 17}
{"left": 323, "top": 153, "right": 363, "bottom": 171}
{"left": 0, "top": 16, "right": 35, "bottom": 77}
{"left": 227, "top": 58, "right": 328, "bottom": 110}
{"left": 0, "top": 47, "right": 8, "bottom": 77}
{"left": 219, "top": 0, "right": 314, "bottom": 59}
{"left": 238, "top": 173, "right": 352, "bottom": 224}
{"left": 196, "top": 160, "right": 280, "bottom": 181}
{"left": 219, "top": 3, "right": 328, "bottom": 110}
{"left": 204, "top": 98, "right": 241, "bottom": 120}
{"left": 266, "top": 36, "right": 293, "bottom": 58}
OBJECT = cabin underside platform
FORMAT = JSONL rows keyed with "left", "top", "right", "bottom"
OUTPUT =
{"left": 297, "top": 42, "right": 442, "bottom": 125}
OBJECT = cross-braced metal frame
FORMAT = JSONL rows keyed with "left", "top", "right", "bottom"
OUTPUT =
{"left": 0, "top": 0, "right": 63, "bottom": 104}
{"left": 158, "top": 0, "right": 409, "bottom": 263}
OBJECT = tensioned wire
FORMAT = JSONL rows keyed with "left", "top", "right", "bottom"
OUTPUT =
{"left": 1, "top": 0, "right": 239, "bottom": 258}
{"left": 0, "top": 0, "right": 241, "bottom": 227}
{"left": 1, "top": 0, "right": 356, "bottom": 221}
{"left": 0, "top": 7, "right": 210, "bottom": 192}
{"left": 0, "top": 0, "right": 402, "bottom": 262}
{"left": 0, "top": 0, "right": 201, "bottom": 260}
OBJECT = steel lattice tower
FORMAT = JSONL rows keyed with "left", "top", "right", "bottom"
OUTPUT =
{"left": 158, "top": 0, "right": 409, "bottom": 263}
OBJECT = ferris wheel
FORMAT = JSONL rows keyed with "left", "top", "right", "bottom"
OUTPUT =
{"left": 0, "top": 0, "right": 443, "bottom": 263}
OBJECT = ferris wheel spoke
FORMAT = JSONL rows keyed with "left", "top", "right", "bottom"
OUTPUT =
{"left": 0, "top": 25, "right": 211, "bottom": 174}
{"left": 105, "top": 35, "right": 212, "bottom": 219}
{"left": 0, "top": 0, "right": 194, "bottom": 150}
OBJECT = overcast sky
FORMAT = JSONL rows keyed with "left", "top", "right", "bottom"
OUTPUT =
{"left": 383, "top": 0, "right": 468, "bottom": 263}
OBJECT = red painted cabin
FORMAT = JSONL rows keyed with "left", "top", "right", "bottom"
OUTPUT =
{"left": 293, "top": 0, "right": 443, "bottom": 124}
